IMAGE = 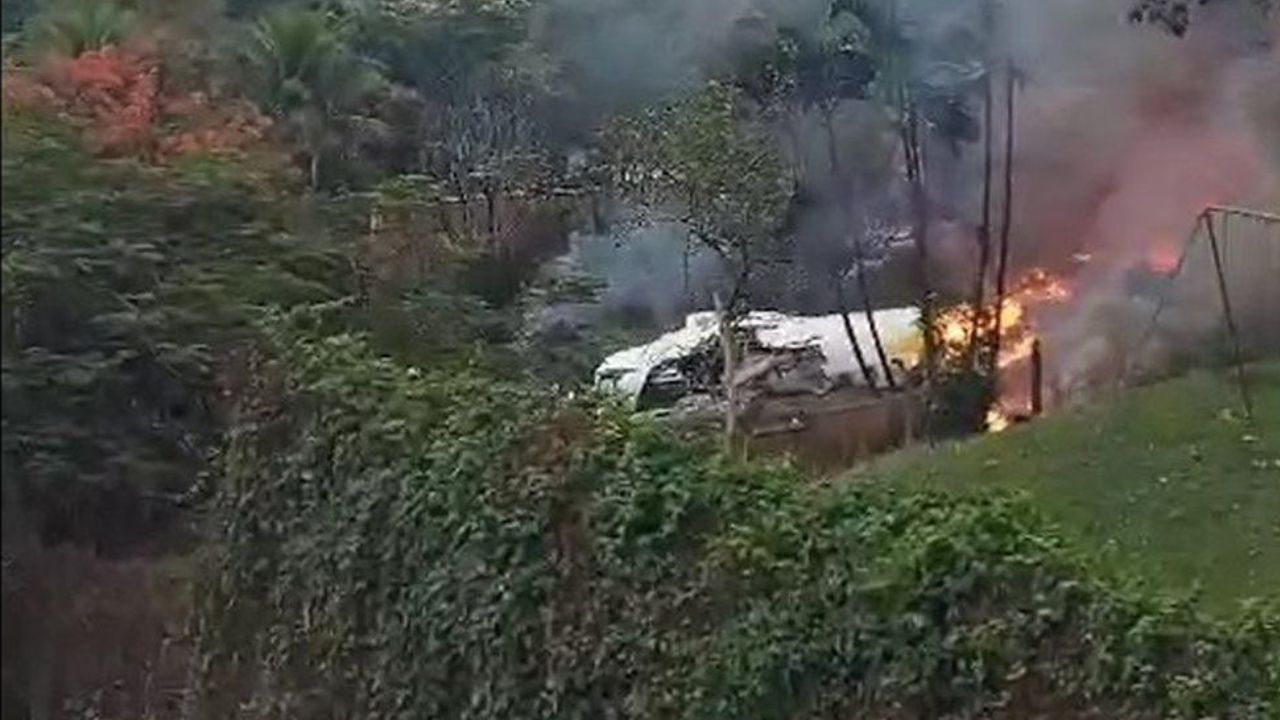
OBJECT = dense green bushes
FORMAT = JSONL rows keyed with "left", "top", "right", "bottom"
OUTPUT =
{"left": 195, "top": 313, "right": 1280, "bottom": 719}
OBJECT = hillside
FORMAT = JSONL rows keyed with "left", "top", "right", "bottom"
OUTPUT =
{"left": 853, "top": 362, "right": 1280, "bottom": 614}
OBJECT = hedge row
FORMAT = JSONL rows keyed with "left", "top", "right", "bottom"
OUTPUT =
{"left": 194, "top": 317, "right": 1280, "bottom": 719}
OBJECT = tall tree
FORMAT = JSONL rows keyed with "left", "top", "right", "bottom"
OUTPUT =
{"left": 607, "top": 82, "right": 790, "bottom": 315}
{"left": 815, "top": 5, "right": 897, "bottom": 391}
{"left": 967, "top": 0, "right": 996, "bottom": 362}
{"left": 239, "top": 6, "right": 383, "bottom": 189}
{"left": 608, "top": 83, "right": 789, "bottom": 446}
{"left": 863, "top": 0, "right": 987, "bottom": 431}
{"left": 731, "top": 3, "right": 889, "bottom": 390}
{"left": 28, "top": 0, "right": 135, "bottom": 56}
{"left": 352, "top": 0, "right": 554, "bottom": 229}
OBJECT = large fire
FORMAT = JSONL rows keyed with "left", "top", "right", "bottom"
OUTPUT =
{"left": 935, "top": 267, "right": 1073, "bottom": 370}
{"left": 933, "top": 268, "right": 1074, "bottom": 432}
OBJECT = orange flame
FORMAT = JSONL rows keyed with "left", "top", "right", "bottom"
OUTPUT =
{"left": 935, "top": 267, "right": 1072, "bottom": 370}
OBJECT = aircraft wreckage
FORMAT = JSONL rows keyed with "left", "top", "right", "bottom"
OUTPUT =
{"left": 594, "top": 309, "right": 925, "bottom": 465}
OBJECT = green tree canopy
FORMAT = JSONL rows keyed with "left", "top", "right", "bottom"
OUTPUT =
{"left": 239, "top": 5, "right": 385, "bottom": 188}
{"left": 608, "top": 83, "right": 789, "bottom": 310}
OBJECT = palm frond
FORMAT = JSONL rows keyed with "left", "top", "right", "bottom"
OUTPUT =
{"left": 31, "top": 0, "right": 135, "bottom": 56}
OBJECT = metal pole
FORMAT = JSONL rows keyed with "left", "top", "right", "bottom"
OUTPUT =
{"left": 1203, "top": 212, "right": 1254, "bottom": 421}
{"left": 1204, "top": 205, "right": 1280, "bottom": 224}
{"left": 1030, "top": 338, "right": 1043, "bottom": 416}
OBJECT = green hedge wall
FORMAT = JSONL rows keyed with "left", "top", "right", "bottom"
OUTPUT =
{"left": 195, "top": 317, "right": 1280, "bottom": 719}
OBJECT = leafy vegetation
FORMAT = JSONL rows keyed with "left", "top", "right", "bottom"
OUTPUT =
{"left": 28, "top": 0, "right": 135, "bottom": 57}
{"left": 4, "top": 44, "right": 272, "bottom": 159}
{"left": 3, "top": 0, "right": 1277, "bottom": 716}
{"left": 238, "top": 6, "right": 384, "bottom": 189}
{"left": 0, "top": 113, "right": 348, "bottom": 549}
{"left": 608, "top": 83, "right": 790, "bottom": 311}
{"left": 194, "top": 316, "right": 1279, "bottom": 719}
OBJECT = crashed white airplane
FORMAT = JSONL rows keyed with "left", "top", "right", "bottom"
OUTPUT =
{"left": 595, "top": 308, "right": 924, "bottom": 407}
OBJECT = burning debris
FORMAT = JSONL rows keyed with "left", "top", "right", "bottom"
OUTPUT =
{"left": 595, "top": 267, "right": 1073, "bottom": 437}
{"left": 935, "top": 267, "right": 1073, "bottom": 371}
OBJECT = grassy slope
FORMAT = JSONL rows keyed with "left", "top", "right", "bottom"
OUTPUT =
{"left": 853, "top": 362, "right": 1280, "bottom": 615}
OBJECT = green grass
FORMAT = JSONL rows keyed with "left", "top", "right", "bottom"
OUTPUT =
{"left": 852, "top": 362, "right": 1280, "bottom": 615}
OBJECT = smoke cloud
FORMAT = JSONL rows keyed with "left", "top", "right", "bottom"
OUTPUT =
{"left": 536, "top": 0, "right": 1279, "bottom": 395}
{"left": 992, "top": 0, "right": 1280, "bottom": 397}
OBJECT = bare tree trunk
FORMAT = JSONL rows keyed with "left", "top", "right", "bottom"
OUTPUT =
{"left": 824, "top": 106, "right": 883, "bottom": 391}
{"left": 682, "top": 237, "right": 692, "bottom": 307}
{"left": 853, "top": 245, "right": 898, "bottom": 389}
{"left": 968, "top": 44, "right": 996, "bottom": 361}
{"left": 901, "top": 99, "right": 935, "bottom": 387}
{"left": 823, "top": 106, "right": 841, "bottom": 177}
{"left": 451, "top": 167, "right": 473, "bottom": 243}
{"left": 485, "top": 178, "right": 498, "bottom": 239}
{"left": 990, "top": 61, "right": 1018, "bottom": 374}
{"left": 726, "top": 243, "right": 753, "bottom": 314}
{"left": 782, "top": 110, "right": 807, "bottom": 185}
{"left": 714, "top": 293, "right": 739, "bottom": 453}
{"left": 834, "top": 273, "right": 881, "bottom": 392}
{"left": 309, "top": 151, "right": 320, "bottom": 192}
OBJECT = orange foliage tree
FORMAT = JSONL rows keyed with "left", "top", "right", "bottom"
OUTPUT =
{"left": 3, "top": 46, "right": 272, "bottom": 161}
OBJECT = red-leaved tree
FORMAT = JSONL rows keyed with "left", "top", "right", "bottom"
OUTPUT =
{"left": 3, "top": 46, "right": 271, "bottom": 160}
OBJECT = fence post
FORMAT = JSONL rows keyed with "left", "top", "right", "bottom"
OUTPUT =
{"left": 1030, "top": 338, "right": 1043, "bottom": 416}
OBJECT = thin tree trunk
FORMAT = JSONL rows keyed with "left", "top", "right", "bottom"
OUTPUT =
{"left": 682, "top": 237, "right": 691, "bottom": 307}
{"left": 824, "top": 108, "right": 882, "bottom": 391}
{"left": 309, "top": 151, "right": 320, "bottom": 192}
{"left": 835, "top": 274, "right": 880, "bottom": 392}
{"left": 854, "top": 245, "right": 898, "bottom": 389}
{"left": 485, "top": 176, "right": 498, "bottom": 238}
{"left": 844, "top": 170, "right": 897, "bottom": 390}
{"left": 901, "top": 99, "right": 935, "bottom": 386}
{"left": 823, "top": 106, "right": 841, "bottom": 177}
{"left": 727, "top": 243, "right": 753, "bottom": 314}
{"left": 990, "top": 61, "right": 1018, "bottom": 374}
{"left": 451, "top": 167, "right": 472, "bottom": 242}
{"left": 714, "top": 293, "right": 739, "bottom": 452}
{"left": 968, "top": 48, "right": 996, "bottom": 361}
{"left": 783, "top": 110, "right": 806, "bottom": 185}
